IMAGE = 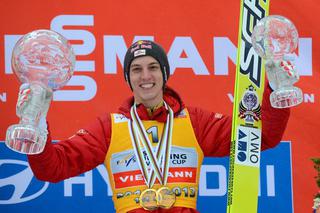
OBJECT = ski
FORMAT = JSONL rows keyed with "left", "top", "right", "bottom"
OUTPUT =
{"left": 227, "top": 0, "right": 270, "bottom": 212}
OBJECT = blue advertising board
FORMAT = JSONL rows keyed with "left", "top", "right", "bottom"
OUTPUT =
{"left": 0, "top": 141, "right": 293, "bottom": 212}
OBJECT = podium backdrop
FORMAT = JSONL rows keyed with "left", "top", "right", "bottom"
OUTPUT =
{"left": 0, "top": 1, "right": 319, "bottom": 212}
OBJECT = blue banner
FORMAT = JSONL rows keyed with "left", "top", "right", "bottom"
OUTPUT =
{"left": 0, "top": 141, "right": 293, "bottom": 212}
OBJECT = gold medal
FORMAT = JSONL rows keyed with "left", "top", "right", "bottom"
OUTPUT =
{"left": 139, "top": 189, "right": 158, "bottom": 211}
{"left": 156, "top": 187, "right": 176, "bottom": 209}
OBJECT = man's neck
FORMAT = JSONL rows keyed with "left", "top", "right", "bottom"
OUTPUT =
{"left": 146, "top": 100, "right": 164, "bottom": 116}
{"left": 135, "top": 100, "right": 164, "bottom": 116}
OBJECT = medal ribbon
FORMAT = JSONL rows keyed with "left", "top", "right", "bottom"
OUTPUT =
{"left": 128, "top": 101, "right": 173, "bottom": 188}
{"left": 149, "top": 102, "right": 173, "bottom": 186}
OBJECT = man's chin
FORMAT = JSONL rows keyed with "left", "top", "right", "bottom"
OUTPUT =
{"left": 139, "top": 95, "right": 162, "bottom": 105}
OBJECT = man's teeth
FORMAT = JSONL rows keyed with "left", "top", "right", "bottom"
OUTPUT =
{"left": 140, "top": 83, "right": 154, "bottom": 88}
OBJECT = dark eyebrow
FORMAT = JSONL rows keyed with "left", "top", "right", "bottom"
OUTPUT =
{"left": 130, "top": 63, "right": 141, "bottom": 68}
{"left": 130, "top": 61, "right": 160, "bottom": 68}
{"left": 130, "top": 63, "right": 144, "bottom": 69}
{"left": 149, "top": 62, "right": 160, "bottom": 66}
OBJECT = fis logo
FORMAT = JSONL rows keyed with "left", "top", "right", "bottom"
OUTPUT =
{"left": 0, "top": 159, "right": 49, "bottom": 204}
{"left": 113, "top": 113, "right": 129, "bottom": 123}
{"left": 116, "top": 154, "right": 136, "bottom": 167}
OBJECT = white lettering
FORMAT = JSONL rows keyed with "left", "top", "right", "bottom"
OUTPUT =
{"left": 185, "top": 171, "right": 192, "bottom": 178}
{"left": 51, "top": 15, "right": 95, "bottom": 72}
{"left": 119, "top": 174, "right": 144, "bottom": 182}
{"left": 0, "top": 92, "right": 7, "bottom": 102}
{"left": 266, "top": 165, "right": 275, "bottom": 196}
{"left": 199, "top": 165, "right": 226, "bottom": 196}
{"left": 295, "top": 38, "right": 312, "bottom": 76}
{"left": 136, "top": 174, "right": 144, "bottom": 181}
{"left": 214, "top": 37, "right": 237, "bottom": 75}
{"left": 53, "top": 75, "right": 97, "bottom": 101}
{"left": 103, "top": 36, "right": 127, "bottom": 74}
{"left": 4, "top": 25, "right": 314, "bottom": 79}
{"left": 227, "top": 93, "right": 234, "bottom": 103}
{"left": 165, "top": 171, "right": 194, "bottom": 178}
{"left": 59, "top": 163, "right": 279, "bottom": 198}
{"left": 168, "top": 37, "right": 209, "bottom": 75}
{"left": 199, "top": 164, "right": 277, "bottom": 197}
{"left": 304, "top": 93, "right": 315, "bottom": 103}
{"left": 96, "top": 165, "right": 113, "bottom": 196}
{"left": 175, "top": 171, "right": 184, "bottom": 178}
{"left": 4, "top": 35, "right": 22, "bottom": 74}
{"left": 119, "top": 176, "right": 129, "bottom": 183}
{"left": 64, "top": 171, "right": 93, "bottom": 196}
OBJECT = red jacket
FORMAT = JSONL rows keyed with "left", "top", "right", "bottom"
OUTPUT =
{"left": 28, "top": 86, "right": 290, "bottom": 213}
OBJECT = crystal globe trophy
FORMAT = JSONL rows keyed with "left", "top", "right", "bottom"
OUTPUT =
{"left": 251, "top": 15, "right": 303, "bottom": 108}
{"left": 6, "top": 29, "right": 75, "bottom": 154}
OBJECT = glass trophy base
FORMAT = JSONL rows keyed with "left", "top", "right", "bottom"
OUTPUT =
{"left": 270, "top": 86, "right": 303, "bottom": 108}
{"left": 5, "top": 124, "right": 47, "bottom": 154}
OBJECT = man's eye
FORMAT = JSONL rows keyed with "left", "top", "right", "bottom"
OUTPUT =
{"left": 150, "top": 66, "right": 159, "bottom": 70}
{"left": 131, "top": 68, "right": 141, "bottom": 73}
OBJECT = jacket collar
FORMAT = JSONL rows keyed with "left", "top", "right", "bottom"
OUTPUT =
{"left": 118, "top": 86, "right": 185, "bottom": 122}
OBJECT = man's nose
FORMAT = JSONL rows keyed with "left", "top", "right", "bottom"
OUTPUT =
{"left": 141, "top": 68, "right": 151, "bottom": 79}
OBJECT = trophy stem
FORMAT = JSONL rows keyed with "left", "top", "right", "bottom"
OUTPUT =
{"left": 18, "top": 83, "right": 47, "bottom": 125}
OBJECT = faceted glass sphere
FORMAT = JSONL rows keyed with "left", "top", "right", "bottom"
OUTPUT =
{"left": 251, "top": 15, "right": 298, "bottom": 60}
{"left": 11, "top": 29, "right": 75, "bottom": 91}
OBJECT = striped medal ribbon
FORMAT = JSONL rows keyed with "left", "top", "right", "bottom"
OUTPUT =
{"left": 128, "top": 102, "right": 174, "bottom": 210}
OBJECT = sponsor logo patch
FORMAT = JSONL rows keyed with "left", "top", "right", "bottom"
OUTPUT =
{"left": 113, "top": 114, "right": 129, "bottom": 123}
{"left": 235, "top": 126, "right": 261, "bottom": 167}
{"left": 110, "top": 146, "right": 199, "bottom": 188}
{"left": 134, "top": 49, "right": 146, "bottom": 57}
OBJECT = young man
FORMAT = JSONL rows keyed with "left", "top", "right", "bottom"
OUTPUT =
{"left": 26, "top": 40, "right": 290, "bottom": 212}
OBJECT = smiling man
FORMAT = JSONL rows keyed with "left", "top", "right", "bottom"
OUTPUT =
{"left": 26, "top": 40, "right": 290, "bottom": 213}
{"left": 127, "top": 56, "right": 164, "bottom": 108}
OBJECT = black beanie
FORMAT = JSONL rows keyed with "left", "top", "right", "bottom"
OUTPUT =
{"left": 123, "top": 40, "right": 170, "bottom": 89}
